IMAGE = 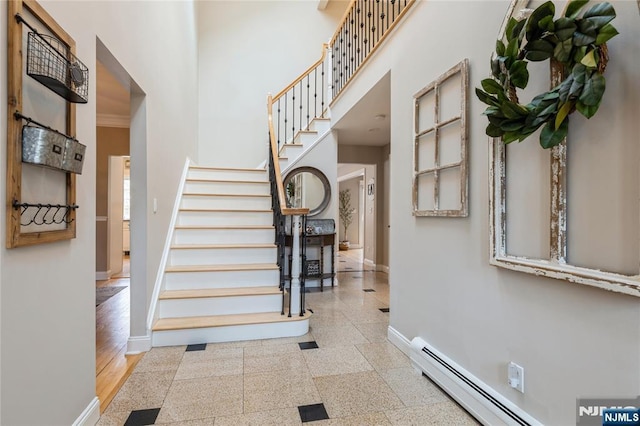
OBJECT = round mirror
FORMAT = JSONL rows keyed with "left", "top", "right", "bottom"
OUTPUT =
{"left": 283, "top": 166, "right": 331, "bottom": 217}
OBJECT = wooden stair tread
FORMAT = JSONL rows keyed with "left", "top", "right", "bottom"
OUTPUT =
{"left": 186, "top": 179, "right": 269, "bottom": 184}
{"left": 153, "top": 311, "right": 311, "bottom": 331}
{"left": 179, "top": 208, "right": 272, "bottom": 213}
{"left": 175, "top": 225, "right": 274, "bottom": 230}
{"left": 171, "top": 243, "right": 276, "bottom": 249}
{"left": 160, "top": 287, "right": 281, "bottom": 300}
{"left": 165, "top": 263, "right": 279, "bottom": 273}
{"left": 189, "top": 166, "right": 266, "bottom": 172}
{"left": 182, "top": 193, "right": 270, "bottom": 198}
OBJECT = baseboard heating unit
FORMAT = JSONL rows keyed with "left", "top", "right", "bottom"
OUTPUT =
{"left": 410, "top": 337, "right": 542, "bottom": 426}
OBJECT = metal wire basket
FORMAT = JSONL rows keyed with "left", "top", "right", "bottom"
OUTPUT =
{"left": 26, "top": 32, "right": 88, "bottom": 103}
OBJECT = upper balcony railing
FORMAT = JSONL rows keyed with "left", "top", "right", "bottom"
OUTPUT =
{"left": 330, "top": 0, "right": 415, "bottom": 98}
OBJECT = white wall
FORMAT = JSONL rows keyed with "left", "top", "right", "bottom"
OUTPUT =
{"left": 0, "top": 1, "right": 199, "bottom": 424}
{"left": 196, "top": 0, "right": 347, "bottom": 168}
{"left": 330, "top": 1, "right": 640, "bottom": 424}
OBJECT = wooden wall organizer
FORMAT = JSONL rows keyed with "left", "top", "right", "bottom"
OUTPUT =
{"left": 7, "top": 0, "right": 78, "bottom": 248}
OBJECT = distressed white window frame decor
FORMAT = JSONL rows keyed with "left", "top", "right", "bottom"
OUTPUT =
{"left": 489, "top": 0, "right": 640, "bottom": 298}
{"left": 412, "top": 59, "right": 469, "bottom": 217}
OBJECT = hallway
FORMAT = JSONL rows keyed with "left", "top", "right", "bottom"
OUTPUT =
{"left": 97, "top": 254, "right": 477, "bottom": 425}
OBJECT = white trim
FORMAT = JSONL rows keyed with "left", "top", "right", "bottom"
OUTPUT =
{"left": 147, "top": 157, "right": 191, "bottom": 331}
{"left": 282, "top": 129, "right": 333, "bottom": 175}
{"left": 377, "top": 264, "right": 390, "bottom": 273}
{"left": 97, "top": 113, "right": 129, "bottom": 128}
{"left": 337, "top": 168, "right": 365, "bottom": 183}
{"left": 364, "top": 258, "right": 375, "bottom": 269}
{"left": 127, "top": 334, "right": 151, "bottom": 354}
{"left": 409, "top": 336, "right": 542, "bottom": 426}
{"left": 387, "top": 326, "right": 412, "bottom": 357}
{"left": 96, "top": 270, "right": 111, "bottom": 281}
{"left": 96, "top": 216, "right": 108, "bottom": 222}
{"left": 317, "top": 0, "right": 329, "bottom": 10}
{"left": 72, "top": 397, "right": 100, "bottom": 426}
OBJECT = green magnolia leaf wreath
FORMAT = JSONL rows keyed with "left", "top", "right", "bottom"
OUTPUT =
{"left": 476, "top": 0, "right": 619, "bottom": 149}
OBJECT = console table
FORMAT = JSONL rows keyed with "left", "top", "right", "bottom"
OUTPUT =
{"left": 285, "top": 232, "right": 335, "bottom": 291}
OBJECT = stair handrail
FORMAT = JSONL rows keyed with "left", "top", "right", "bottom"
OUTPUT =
{"left": 268, "top": 94, "right": 309, "bottom": 218}
{"left": 273, "top": 43, "right": 328, "bottom": 102}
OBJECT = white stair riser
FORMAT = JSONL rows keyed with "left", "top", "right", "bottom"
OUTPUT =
{"left": 279, "top": 158, "right": 289, "bottom": 169}
{"left": 181, "top": 196, "right": 271, "bottom": 210}
{"left": 309, "top": 119, "right": 330, "bottom": 133}
{"left": 158, "top": 294, "right": 282, "bottom": 318}
{"left": 177, "top": 210, "right": 273, "bottom": 226}
{"left": 173, "top": 228, "right": 274, "bottom": 245}
{"left": 278, "top": 144, "right": 304, "bottom": 158}
{"left": 152, "top": 319, "right": 309, "bottom": 347}
{"left": 169, "top": 247, "right": 277, "bottom": 266}
{"left": 294, "top": 131, "right": 319, "bottom": 146}
{"left": 164, "top": 269, "right": 280, "bottom": 290}
{"left": 187, "top": 169, "right": 267, "bottom": 181}
{"left": 184, "top": 181, "right": 269, "bottom": 195}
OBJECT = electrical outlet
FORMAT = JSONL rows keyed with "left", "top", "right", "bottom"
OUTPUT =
{"left": 508, "top": 362, "right": 525, "bottom": 393}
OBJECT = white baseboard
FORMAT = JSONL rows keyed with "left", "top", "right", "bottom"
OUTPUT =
{"left": 72, "top": 397, "right": 100, "bottom": 426}
{"left": 377, "top": 264, "right": 389, "bottom": 273}
{"left": 127, "top": 334, "right": 151, "bottom": 354}
{"left": 96, "top": 270, "right": 111, "bottom": 281}
{"left": 364, "top": 258, "right": 375, "bottom": 268}
{"left": 387, "top": 326, "right": 412, "bottom": 357}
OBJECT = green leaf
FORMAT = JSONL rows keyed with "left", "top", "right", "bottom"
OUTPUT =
{"left": 555, "top": 101, "right": 574, "bottom": 129}
{"left": 501, "top": 101, "right": 528, "bottom": 119}
{"left": 576, "top": 100, "right": 600, "bottom": 118}
{"left": 565, "top": 0, "right": 589, "bottom": 18}
{"left": 539, "top": 15, "right": 554, "bottom": 32}
{"left": 481, "top": 79, "right": 503, "bottom": 95}
{"left": 596, "top": 23, "right": 619, "bottom": 44}
{"left": 505, "top": 38, "right": 519, "bottom": 58}
{"left": 573, "top": 31, "right": 596, "bottom": 46}
{"left": 486, "top": 123, "right": 504, "bottom": 137}
{"left": 583, "top": 2, "right": 616, "bottom": 20}
{"left": 554, "top": 18, "right": 577, "bottom": 41}
{"left": 476, "top": 88, "right": 500, "bottom": 106}
{"left": 580, "top": 50, "right": 597, "bottom": 67}
{"left": 579, "top": 72, "right": 605, "bottom": 106}
{"left": 502, "top": 131, "right": 521, "bottom": 144}
{"left": 526, "top": 1, "right": 555, "bottom": 41}
{"left": 496, "top": 40, "right": 506, "bottom": 56}
{"left": 500, "top": 120, "right": 525, "bottom": 132}
{"left": 554, "top": 38, "right": 573, "bottom": 62}
{"left": 578, "top": 18, "right": 598, "bottom": 35}
{"left": 525, "top": 39, "right": 554, "bottom": 61}
{"left": 540, "top": 119, "right": 569, "bottom": 149}
{"left": 509, "top": 60, "right": 529, "bottom": 89}
{"left": 511, "top": 19, "right": 527, "bottom": 42}
{"left": 573, "top": 46, "right": 587, "bottom": 62}
{"left": 505, "top": 17, "right": 518, "bottom": 41}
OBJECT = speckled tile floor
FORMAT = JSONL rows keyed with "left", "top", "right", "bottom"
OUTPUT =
{"left": 98, "top": 250, "right": 478, "bottom": 425}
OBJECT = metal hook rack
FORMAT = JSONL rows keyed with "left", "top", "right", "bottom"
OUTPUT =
{"left": 13, "top": 200, "right": 79, "bottom": 226}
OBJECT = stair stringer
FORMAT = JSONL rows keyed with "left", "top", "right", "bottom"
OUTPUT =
{"left": 281, "top": 125, "right": 334, "bottom": 175}
{"left": 147, "top": 157, "right": 192, "bottom": 333}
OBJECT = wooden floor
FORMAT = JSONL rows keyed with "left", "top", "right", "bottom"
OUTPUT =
{"left": 96, "top": 257, "right": 144, "bottom": 414}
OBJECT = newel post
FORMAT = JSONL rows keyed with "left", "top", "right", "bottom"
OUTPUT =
{"left": 289, "top": 214, "right": 302, "bottom": 316}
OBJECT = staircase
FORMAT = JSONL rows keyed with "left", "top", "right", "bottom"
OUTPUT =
{"left": 151, "top": 165, "right": 310, "bottom": 347}
{"left": 277, "top": 117, "right": 332, "bottom": 173}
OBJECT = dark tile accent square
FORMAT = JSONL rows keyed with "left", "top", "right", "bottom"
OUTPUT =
{"left": 124, "top": 408, "right": 160, "bottom": 426}
{"left": 363, "top": 289, "right": 376, "bottom": 292}
{"left": 345, "top": 267, "right": 353, "bottom": 270}
{"left": 353, "top": 276, "right": 362, "bottom": 278}
{"left": 379, "top": 308, "right": 390, "bottom": 313}
{"left": 339, "top": 260, "right": 346, "bottom": 263}
{"left": 299, "top": 341, "right": 319, "bottom": 350}
{"left": 186, "top": 343, "right": 207, "bottom": 352}
{"left": 298, "top": 403, "right": 329, "bottom": 422}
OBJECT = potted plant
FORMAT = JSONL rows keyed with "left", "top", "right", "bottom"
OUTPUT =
{"left": 339, "top": 189, "right": 354, "bottom": 251}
